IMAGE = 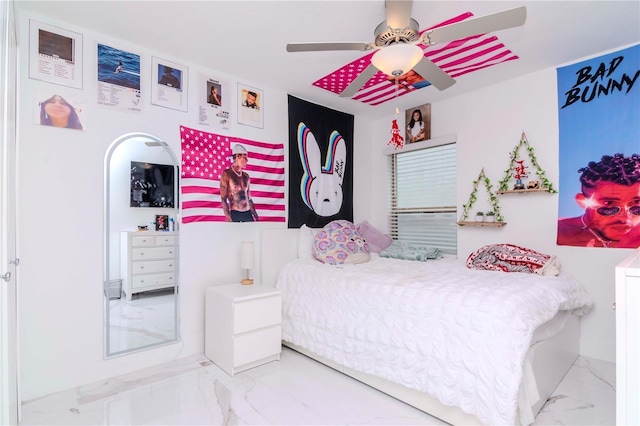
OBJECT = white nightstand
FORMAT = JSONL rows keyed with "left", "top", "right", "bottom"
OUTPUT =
{"left": 205, "top": 284, "right": 282, "bottom": 376}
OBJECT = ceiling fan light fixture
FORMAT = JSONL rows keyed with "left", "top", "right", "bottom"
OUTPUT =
{"left": 371, "top": 43, "right": 424, "bottom": 77}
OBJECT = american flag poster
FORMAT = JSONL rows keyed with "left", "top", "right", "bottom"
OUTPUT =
{"left": 180, "top": 125, "right": 285, "bottom": 223}
{"left": 313, "top": 12, "right": 520, "bottom": 106}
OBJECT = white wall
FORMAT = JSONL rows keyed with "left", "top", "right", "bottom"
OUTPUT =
{"left": 368, "top": 66, "right": 635, "bottom": 363}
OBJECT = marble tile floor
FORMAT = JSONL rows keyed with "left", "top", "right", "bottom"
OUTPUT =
{"left": 108, "top": 290, "right": 176, "bottom": 354}
{"left": 20, "top": 348, "right": 615, "bottom": 426}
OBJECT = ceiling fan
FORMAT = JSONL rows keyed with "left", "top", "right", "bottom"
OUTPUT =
{"left": 287, "top": 1, "right": 526, "bottom": 98}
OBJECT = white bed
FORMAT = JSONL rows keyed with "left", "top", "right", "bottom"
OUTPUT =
{"left": 260, "top": 228, "right": 592, "bottom": 425}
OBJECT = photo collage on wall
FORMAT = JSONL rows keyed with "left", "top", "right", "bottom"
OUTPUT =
{"left": 27, "top": 19, "right": 270, "bottom": 133}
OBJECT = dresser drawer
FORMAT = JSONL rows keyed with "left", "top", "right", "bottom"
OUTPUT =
{"left": 131, "top": 246, "right": 175, "bottom": 260}
{"left": 233, "top": 295, "right": 281, "bottom": 334}
{"left": 233, "top": 326, "right": 281, "bottom": 368}
{"left": 131, "top": 235, "right": 156, "bottom": 247}
{"left": 155, "top": 235, "right": 176, "bottom": 246}
{"left": 131, "top": 259, "right": 175, "bottom": 274}
{"left": 131, "top": 272, "right": 175, "bottom": 289}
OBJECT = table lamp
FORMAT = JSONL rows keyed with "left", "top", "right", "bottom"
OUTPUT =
{"left": 240, "top": 241, "right": 254, "bottom": 285}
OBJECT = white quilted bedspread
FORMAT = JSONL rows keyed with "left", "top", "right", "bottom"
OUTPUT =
{"left": 276, "top": 255, "right": 592, "bottom": 425}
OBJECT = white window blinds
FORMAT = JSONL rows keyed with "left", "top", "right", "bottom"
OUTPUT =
{"left": 388, "top": 142, "right": 457, "bottom": 255}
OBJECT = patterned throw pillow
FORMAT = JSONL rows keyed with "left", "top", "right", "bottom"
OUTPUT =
{"left": 312, "top": 220, "right": 370, "bottom": 265}
{"left": 466, "top": 243, "right": 560, "bottom": 275}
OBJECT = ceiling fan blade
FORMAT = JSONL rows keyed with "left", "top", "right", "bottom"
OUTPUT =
{"left": 385, "top": 0, "right": 413, "bottom": 29}
{"left": 425, "top": 6, "right": 526, "bottom": 45}
{"left": 412, "top": 57, "right": 456, "bottom": 91}
{"left": 339, "top": 65, "right": 379, "bottom": 98}
{"left": 287, "top": 42, "right": 371, "bottom": 52}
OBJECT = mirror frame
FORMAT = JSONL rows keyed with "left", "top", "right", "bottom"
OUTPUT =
{"left": 103, "top": 132, "right": 180, "bottom": 358}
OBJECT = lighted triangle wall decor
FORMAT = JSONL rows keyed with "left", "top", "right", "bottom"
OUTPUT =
{"left": 497, "top": 132, "right": 557, "bottom": 193}
{"left": 458, "top": 167, "right": 505, "bottom": 225}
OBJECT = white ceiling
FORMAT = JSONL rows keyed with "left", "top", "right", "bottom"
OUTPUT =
{"left": 15, "top": 0, "right": 640, "bottom": 118}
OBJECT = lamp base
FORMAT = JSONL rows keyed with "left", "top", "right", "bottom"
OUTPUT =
{"left": 240, "top": 278, "right": 254, "bottom": 285}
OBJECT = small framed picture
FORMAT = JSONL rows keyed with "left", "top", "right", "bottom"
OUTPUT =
{"left": 29, "top": 20, "right": 83, "bottom": 89}
{"left": 237, "top": 83, "right": 264, "bottom": 128}
{"left": 155, "top": 215, "right": 169, "bottom": 231}
{"left": 151, "top": 57, "right": 188, "bottom": 112}
{"left": 405, "top": 103, "right": 431, "bottom": 144}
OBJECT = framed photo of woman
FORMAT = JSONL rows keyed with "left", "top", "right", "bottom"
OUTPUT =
{"left": 34, "top": 91, "right": 85, "bottom": 131}
{"left": 405, "top": 103, "right": 431, "bottom": 144}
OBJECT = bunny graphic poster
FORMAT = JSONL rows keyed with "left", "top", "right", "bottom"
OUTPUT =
{"left": 288, "top": 96, "right": 354, "bottom": 228}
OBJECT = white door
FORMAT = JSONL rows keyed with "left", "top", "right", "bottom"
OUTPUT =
{"left": 0, "top": 0, "right": 19, "bottom": 424}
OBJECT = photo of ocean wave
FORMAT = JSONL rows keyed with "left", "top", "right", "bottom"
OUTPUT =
{"left": 97, "top": 43, "right": 140, "bottom": 90}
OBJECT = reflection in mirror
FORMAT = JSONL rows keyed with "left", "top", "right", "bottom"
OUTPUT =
{"left": 104, "top": 133, "right": 180, "bottom": 358}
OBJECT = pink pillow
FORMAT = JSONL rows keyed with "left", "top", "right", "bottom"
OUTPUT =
{"left": 356, "top": 221, "right": 393, "bottom": 253}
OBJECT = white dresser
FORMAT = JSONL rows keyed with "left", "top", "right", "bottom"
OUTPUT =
{"left": 615, "top": 248, "right": 640, "bottom": 425}
{"left": 205, "top": 284, "right": 282, "bottom": 376}
{"left": 120, "top": 231, "right": 177, "bottom": 301}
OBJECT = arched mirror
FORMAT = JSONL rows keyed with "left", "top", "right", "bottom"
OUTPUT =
{"left": 104, "top": 132, "right": 180, "bottom": 358}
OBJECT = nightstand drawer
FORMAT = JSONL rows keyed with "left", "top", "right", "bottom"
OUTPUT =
{"left": 131, "top": 246, "right": 175, "bottom": 260}
{"left": 234, "top": 327, "right": 281, "bottom": 367}
{"left": 234, "top": 295, "right": 281, "bottom": 334}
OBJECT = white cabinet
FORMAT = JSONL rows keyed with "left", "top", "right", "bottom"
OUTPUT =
{"left": 120, "top": 231, "right": 177, "bottom": 301}
{"left": 616, "top": 249, "right": 640, "bottom": 425}
{"left": 205, "top": 284, "right": 282, "bottom": 376}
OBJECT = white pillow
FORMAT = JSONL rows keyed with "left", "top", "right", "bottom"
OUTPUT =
{"left": 297, "top": 224, "right": 318, "bottom": 260}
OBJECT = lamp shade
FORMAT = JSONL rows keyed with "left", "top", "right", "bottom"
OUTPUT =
{"left": 240, "top": 241, "right": 254, "bottom": 269}
{"left": 371, "top": 44, "right": 424, "bottom": 76}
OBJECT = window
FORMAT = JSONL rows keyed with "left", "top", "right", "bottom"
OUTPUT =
{"left": 388, "top": 141, "right": 457, "bottom": 255}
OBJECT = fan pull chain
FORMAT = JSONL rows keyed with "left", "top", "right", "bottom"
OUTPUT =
{"left": 394, "top": 76, "right": 399, "bottom": 115}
